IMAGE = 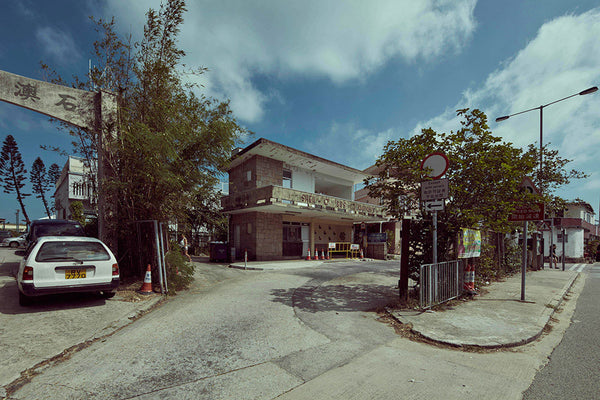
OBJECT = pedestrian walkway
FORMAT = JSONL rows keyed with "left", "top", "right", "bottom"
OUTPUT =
{"left": 389, "top": 266, "right": 580, "bottom": 348}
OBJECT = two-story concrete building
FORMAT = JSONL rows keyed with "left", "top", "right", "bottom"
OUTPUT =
{"left": 221, "top": 138, "right": 386, "bottom": 261}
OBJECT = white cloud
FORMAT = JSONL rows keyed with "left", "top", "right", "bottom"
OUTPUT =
{"left": 35, "top": 26, "right": 81, "bottom": 64}
{"left": 104, "top": 0, "right": 477, "bottom": 123}
{"left": 413, "top": 8, "right": 600, "bottom": 205}
{"left": 307, "top": 122, "right": 397, "bottom": 170}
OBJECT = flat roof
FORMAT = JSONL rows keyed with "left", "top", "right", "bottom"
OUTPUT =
{"left": 228, "top": 138, "right": 369, "bottom": 184}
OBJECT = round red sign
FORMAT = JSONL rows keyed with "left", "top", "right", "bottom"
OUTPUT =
{"left": 421, "top": 152, "right": 449, "bottom": 180}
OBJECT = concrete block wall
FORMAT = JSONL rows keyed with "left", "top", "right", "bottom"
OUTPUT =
{"left": 229, "top": 155, "right": 283, "bottom": 194}
{"left": 255, "top": 155, "right": 283, "bottom": 188}
{"left": 255, "top": 212, "right": 283, "bottom": 260}
{"left": 230, "top": 213, "right": 256, "bottom": 260}
{"left": 231, "top": 212, "right": 283, "bottom": 261}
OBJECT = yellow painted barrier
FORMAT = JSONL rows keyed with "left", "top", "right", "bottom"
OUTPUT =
{"left": 327, "top": 242, "right": 361, "bottom": 259}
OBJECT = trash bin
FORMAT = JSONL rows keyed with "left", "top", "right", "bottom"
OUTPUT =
{"left": 209, "top": 242, "right": 228, "bottom": 262}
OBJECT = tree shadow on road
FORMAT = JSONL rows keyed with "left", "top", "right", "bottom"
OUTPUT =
{"left": 270, "top": 283, "right": 398, "bottom": 313}
{"left": 0, "top": 281, "right": 109, "bottom": 315}
{"left": 0, "top": 262, "right": 19, "bottom": 278}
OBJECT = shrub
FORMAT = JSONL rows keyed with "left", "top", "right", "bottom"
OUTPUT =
{"left": 165, "top": 241, "right": 195, "bottom": 294}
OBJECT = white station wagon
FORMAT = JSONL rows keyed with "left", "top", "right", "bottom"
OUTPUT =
{"left": 17, "top": 236, "right": 120, "bottom": 306}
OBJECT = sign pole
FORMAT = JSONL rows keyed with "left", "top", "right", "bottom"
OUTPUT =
{"left": 521, "top": 221, "right": 528, "bottom": 301}
{"left": 432, "top": 210, "right": 437, "bottom": 265}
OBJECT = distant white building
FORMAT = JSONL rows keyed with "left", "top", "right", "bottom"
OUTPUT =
{"left": 542, "top": 201, "right": 597, "bottom": 261}
{"left": 54, "top": 156, "right": 97, "bottom": 220}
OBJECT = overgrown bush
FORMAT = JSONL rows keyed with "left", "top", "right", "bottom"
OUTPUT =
{"left": 165, "top": 241, "right": 195, "bottom": 294}
{"left": 503, "top": 239, "right": 521, "bottom": 274}
{"left": 476, "top": 237, "right": 521, "bottom": 284}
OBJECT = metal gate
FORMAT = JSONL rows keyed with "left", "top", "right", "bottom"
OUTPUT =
{"left": 420, "top": 260, "right": 465, "bottom": 309}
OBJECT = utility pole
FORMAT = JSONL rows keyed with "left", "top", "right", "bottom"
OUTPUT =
{"left": 16, "top": 209, "right": 19, "bottom": 232}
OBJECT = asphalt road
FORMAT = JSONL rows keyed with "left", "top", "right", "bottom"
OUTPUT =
{"left": 522, "top": 263, "right": 600, "bottom": 399}
{"left": 4, "top": 259, "right": 592, "bottom": 399}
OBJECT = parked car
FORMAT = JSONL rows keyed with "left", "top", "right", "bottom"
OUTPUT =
{"left": 0, "top": 231, "right": 12, "bottom": 241}
{"left": 25, "top": 219, "right": 86, "bottom": 250}
{"left": 2, "top": 234, "right": 27, "bottom": 248}
{"left": 17, "top": 236, "right": 119, "bottom": 306}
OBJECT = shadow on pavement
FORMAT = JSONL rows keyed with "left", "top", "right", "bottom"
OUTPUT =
{"left": 0, "top": 282, "right": 108, "bottom": 315}
{"left": 271, "top": 283, "right": 397, "bottom": 313}
{"left": 0, "top": 262, "right": 19, "bottom": 278}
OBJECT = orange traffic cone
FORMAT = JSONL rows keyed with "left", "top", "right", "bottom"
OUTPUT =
{"left": 139, "top": 264, "right": 153, "bottom": 294}
{"left": 313, "top": 250, "right": 319, "bottom": 260}
{"left": 326, "top": 249, "right": 330, "bottom": 260}
{"left": 360, "top": 248, "right": 364, "bottom": 259}
{"left": 306, "top": 249, "right": 312, "bottom": 261}
{"left": 320, "top": 249, "right": 325, "bottom": 260}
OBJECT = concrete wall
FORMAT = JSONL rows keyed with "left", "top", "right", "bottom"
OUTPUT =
{"left": 230, "top": 212, "right": 283, "bottom": 261}
{"left": 256, "top": 213, "right": 283, "bottom": 260}
{"left": 229, "top": 155, "right": 283, "bottom": 193}
{"left": 312, "top": 221, "right": 353, "bottom": 250}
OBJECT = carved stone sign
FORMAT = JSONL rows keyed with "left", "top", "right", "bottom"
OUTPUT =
{"left": 0, "top": 70, "right": 96, "bottom": 129}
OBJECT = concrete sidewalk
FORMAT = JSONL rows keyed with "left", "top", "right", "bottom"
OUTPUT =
{"left": 389, "top": 267, "right": 579, "bottom": 348}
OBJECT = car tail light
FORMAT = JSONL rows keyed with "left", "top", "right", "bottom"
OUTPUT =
{"left": 22, "top": 266, "right": 34, "bottom": 281}
{"left": 112, "top": 263, "right": 119, "bottom": 276}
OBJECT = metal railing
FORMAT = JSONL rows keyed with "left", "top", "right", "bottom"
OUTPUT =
{"left": 420, "top": 260, "right": 465, "bottom": 309}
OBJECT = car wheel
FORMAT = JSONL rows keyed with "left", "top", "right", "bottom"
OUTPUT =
{"left": 9, "top": 241, "right": 19, "bottom": 248}
{"left": 101, "top": 290, "right": 116, "bottom": 299}
{"left": 19, "top": 290, "right": 33, "bottom": 306}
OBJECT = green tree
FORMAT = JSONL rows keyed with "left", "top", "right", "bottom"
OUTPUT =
{"left": 69, "top": 200, "right": 86, "bottom": 226}
{"left": 42, "top": 0, "right": 247, "bottom": 276}
{"left": 185, "top": 185, "right": 229, "bottom": 250}
{"left": 47, "top": 162, "right": 61, "bottom": 214}
{"left": 30, "top": 157, "right": 53, "bottom": 218}
{"left": 367, "top": 109, "right": 586, "bottom": 268}
{"left": 47, "top": 163, "right": 61, "bottom": 186}
{"left": 0, "top": 135, "right": 30, "bottom": 225}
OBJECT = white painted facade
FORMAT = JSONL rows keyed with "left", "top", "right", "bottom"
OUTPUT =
{"left": 542, "top": 202, "right": 596, "bottom": 261}
{"left": 544, "top": 226, "right": 584, "bottom": 259}
{"left": 54, "top": 156, "right": 97, "bottom": 220}
{"left": 285, "top": 163, "right": 355, "bottom": 200}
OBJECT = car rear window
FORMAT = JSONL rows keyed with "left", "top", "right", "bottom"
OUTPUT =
{"left": 35, "top": 223, "right": 84, "bottom": 237}
{"left": 36, "top": 241, "right": 110, "bottom": 262}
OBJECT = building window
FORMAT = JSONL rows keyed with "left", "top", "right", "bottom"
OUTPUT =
{"left": 246, "top": 170, "right": 252, "bottom": 181}
{"left": 283, "top": 169, "right": 292, "bottom": 188}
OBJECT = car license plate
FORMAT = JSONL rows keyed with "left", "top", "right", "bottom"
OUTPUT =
{"left": 65, "top": 269, "right": 86, "bottom": 279}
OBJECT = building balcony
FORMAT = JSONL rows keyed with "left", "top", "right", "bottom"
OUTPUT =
{"left": 222, "top": 185, "right": 386, "bottom": 222}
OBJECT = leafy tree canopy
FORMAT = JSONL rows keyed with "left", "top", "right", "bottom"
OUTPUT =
{"left": 41, "top": 0, "right": 248, "bottom": 275}
{"left": 367, "top": 108, "right": 586, "bottom": 237}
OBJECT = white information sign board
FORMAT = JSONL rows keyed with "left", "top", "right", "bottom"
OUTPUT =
{"left": 421, "top": 179, "right": 449, "bottom": 201}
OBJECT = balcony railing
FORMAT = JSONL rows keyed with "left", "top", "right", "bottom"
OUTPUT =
{"left": 222, "top": 185, "right": 386, "bottom": 219}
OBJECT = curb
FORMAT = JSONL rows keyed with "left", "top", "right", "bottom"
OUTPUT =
{"left": 229, "top": 264, "right": 263, "bottom": 271}
{"left": 387, "top": 272, "right": 581, "bottom": 350}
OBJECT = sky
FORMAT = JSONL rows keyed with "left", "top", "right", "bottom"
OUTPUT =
{"left": 0, "top": 0, "right": 599, "bottom": 225}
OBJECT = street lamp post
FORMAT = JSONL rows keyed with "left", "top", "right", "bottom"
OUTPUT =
{"left": 495, "top": 86, "right": 598, "bottom": 185}
{"left": 495, "top": 86, "right": 597, "bottom": 300}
